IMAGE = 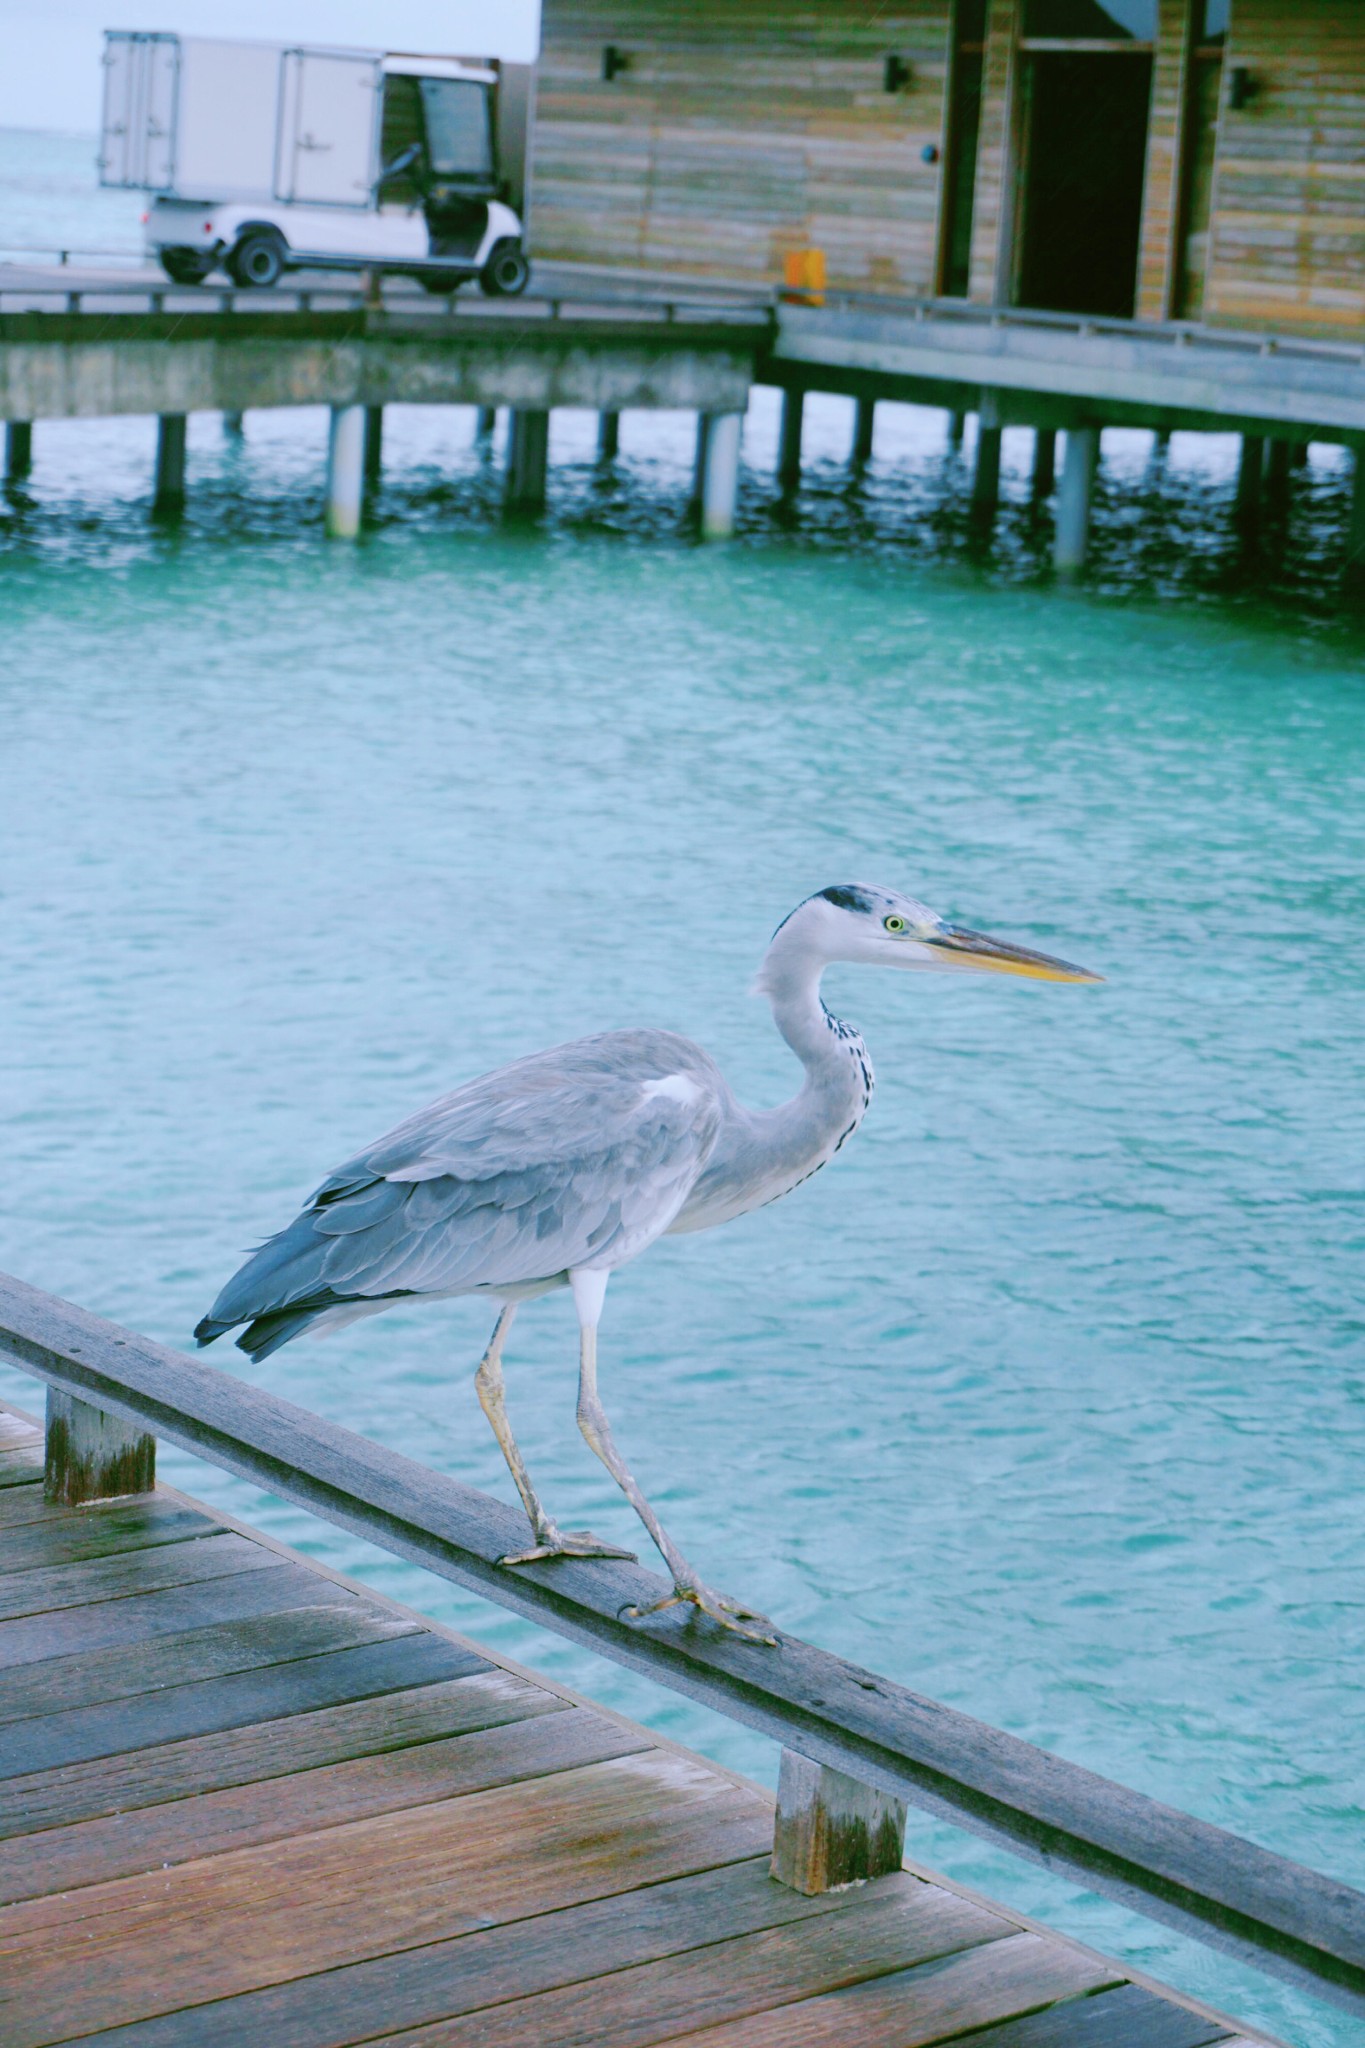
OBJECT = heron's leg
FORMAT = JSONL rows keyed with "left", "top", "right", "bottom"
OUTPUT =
{"left": 570, "top": 1273, "right": 775, "bottom": 1645}
{"left": 477, "top": 1304, "right": 637, "bottom": 1567}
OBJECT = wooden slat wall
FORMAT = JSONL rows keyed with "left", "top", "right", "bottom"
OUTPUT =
{"left": 1204, "top": 0, "right": 1365, "bottom": 335}
{"left": 530, "top": 1, "right": 954, "bottom": 291}
{"left": 1136, "top": 0, "right": 1193, "bottom": 320}
{"left": 966, "top": 0, "right": 1020, "bottom": 304}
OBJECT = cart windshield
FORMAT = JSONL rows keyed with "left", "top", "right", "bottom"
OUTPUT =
{"left": 419, "top": 78, "right": 494, "bottom": 182}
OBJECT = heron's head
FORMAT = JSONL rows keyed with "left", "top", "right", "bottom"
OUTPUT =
{"left": 758, "top": 884, "right": 1102, "bottom": 988}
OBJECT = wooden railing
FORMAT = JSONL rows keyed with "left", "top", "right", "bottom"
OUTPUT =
{"left": 1, "top": 1267, "right": 1361, "bottom": 2019}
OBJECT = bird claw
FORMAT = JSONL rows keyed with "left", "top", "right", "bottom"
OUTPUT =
{"left": 625, "top": 1581, "right": 777, "bottom": 1646}
{"left": 500, "top": 1527, "right": 638, "bottom": 1566}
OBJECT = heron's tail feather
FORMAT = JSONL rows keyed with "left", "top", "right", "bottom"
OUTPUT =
{"left": 236, "top": 1305, "right": 335, "bottom": 1361}
{"left": 193, "top": 1211, "right": 356, "bottom": 1357}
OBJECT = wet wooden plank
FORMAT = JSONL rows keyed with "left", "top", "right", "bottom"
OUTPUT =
{"left": 0, "top": 1444, "right": 42, "bottom": 1486}
{"left": 945, "top": 1981, "right": 1234, "bottom": 2046}
{"left": 649, "top": 1931, "right": 1119, "bottom": 2048}
{"left": 0, "top": 1621, "right": 472, "bottom": 1776}
{"left": 0, "top": 1667, "right": 558, "bottom": 1840}
{"left": 0, "top": 1529, "right": 278, "bottom": 1622}
{"left": 5, "top": 1706, "right": 650, "bottom": 1904}
{"left": 0, "top": 1558, "right": 363, "bottom": 1671}
{"left": 0, "top": 1754, "right": 772, "bottom": 2045}
{"left": 371, "top": 1878, "right": 1016, "bottom": 2048}
{"left": 0, "top": 1494, "right": 220, "bottom": 1567}
{"left": 0, "top": 1479, "right": 108, "bottom": 1527}
{"left": 48, "top": 1861, "right": 864, "bottom": 2048}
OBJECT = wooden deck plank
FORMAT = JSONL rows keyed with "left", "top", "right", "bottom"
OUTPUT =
{"left": 0, "top": 1495, "right": 221, "bottom": 1568}
{"left": 0, "top": 1481, "right": 151, "bottom": 1528}
{"left": 0, "top": 1627, "right": 479, "bottom": 1777}
{"left": 0, "top": 1446, "right": 42, "bottom": 1486}
{"left": 0, "top": 1667, "right": 559, "bottom": 1839}
{"left": 638, "top": 1931, "right": 1120, "bottom": 2048}
{"left": 0, "top": 1528, "right": 280, "bottom": 1621}
{"left": 0, "top": 1755, "right": 772, "bottom": 2044}
{"left": 943, "top": 1981, "right": 1234, "bottom": 2045}
{"left": 4, "top": 1705, "right": 651, "bottom": 1904}
{"left": 37, "top": 1861, "right": 869, "bottom": 2048}
{"left": 0, "top": 1558, "right": 372, "bottom": 1670}
{"left": 369, "top": 1880, "right": 1018, "bottom": 2048}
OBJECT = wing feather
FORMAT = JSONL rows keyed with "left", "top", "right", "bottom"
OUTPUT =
{"left": 198, "top": 1031, "right": 728, "bottom": 1354}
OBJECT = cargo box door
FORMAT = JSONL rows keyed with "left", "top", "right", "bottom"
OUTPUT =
{"left": 175, "top": 39, "right": 281, "bottom": 201}
{"left": 277, "top": 51, "right": 379, "bottom": 206}
{"left": 100, "top": 32, "right": 178, "bottom": 191}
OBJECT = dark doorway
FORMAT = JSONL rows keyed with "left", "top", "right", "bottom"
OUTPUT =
{"left": 1015, "top": 53, "right": 1153, "bottom": 317}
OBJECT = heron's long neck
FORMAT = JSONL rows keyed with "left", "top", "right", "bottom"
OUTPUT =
{"left": 763, "top": 949, "right": 871, "bottom": 1107}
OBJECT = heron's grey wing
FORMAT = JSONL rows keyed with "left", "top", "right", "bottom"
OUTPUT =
{"left": 196, "top": 1033, "right": 726, "bottom": 1358}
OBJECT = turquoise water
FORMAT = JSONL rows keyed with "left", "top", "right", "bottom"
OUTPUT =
{"left": 4, "top": 132, "right": 1365, "bottom": 2047}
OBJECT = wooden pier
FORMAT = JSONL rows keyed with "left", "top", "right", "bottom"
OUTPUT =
{"left": 0, "top": 1398, "right": 1267, "bottom": 2048}
{"left": 2, "top": 1274, "right": 1362, "bottom": 2043}
{"left": 5, "top": 259, "right": 1365, "bottom": 567}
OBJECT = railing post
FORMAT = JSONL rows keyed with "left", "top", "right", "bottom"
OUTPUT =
{"left": 44, "top": 1387, "right": 154, "bottom": 1506}
{"left": 770, "top": 1748, "right": 907, "bottom": 1895}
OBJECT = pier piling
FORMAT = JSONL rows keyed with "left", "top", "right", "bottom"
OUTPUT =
{"left": 971, "top": 420, "right": 1002, "bottom": 518}
{"left": 778, "top": 388, "right": 804, "bottom": 492}
{"left": 504, "top": 408, "right": 550, "bottom": 516}
{"left": 5, "top": 419, "right": 32, "bottom": 479}
{"left": 153, "top": 414, "right": 187, "bottom": 511}
{"left": 699, "top": 410, "right": 742, "bottom": 538}
{"left": 1031, "top": 427, "right": 1057, "bottom": 499}
{"left": 1054, "top": 425, "right": 1100, "bottom": 573}
{"left": 852, "top": 397, "right": 876, "bottom": 466}
{"left": 324, "top": 405, "right": 365, "bottom": 539}
{"left": 1345, "top": 450, "right": 1365, "bottom": 589}
{"left": 947, "top": 410, "right": 966, "bottom": 450}
{"left": 1235, "top": 435, "right": 1265, "bottom": 532}
{"left": 363, "top": 406, "right": 384, "bottom": 489}
{"left": 222, "top": 411, "right": 245, "bottom": 438}
{"left": 475, "top": 405, "right": 498, "bottom": 444}
{"left": 597, "top": 410, "right": 620, "bottom": 460}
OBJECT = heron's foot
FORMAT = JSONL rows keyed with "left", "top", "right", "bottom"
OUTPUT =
{"left": 625, "top": 1579, "right": 777, "bottom": 1646}
{"left": 500, "top": 1524, "right": 638, "bottom": 1567}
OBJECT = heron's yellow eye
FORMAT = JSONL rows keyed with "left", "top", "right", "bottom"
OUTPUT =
{"left": 884, "top": 915, "right": 906, "bottom": 933}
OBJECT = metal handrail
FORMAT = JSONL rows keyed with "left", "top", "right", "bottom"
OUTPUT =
{"left": 0, "top": 282, "right": 771, "bottom": 329}
{"left": 0, "top": 1268, "right": 1361, "bottom": 2019}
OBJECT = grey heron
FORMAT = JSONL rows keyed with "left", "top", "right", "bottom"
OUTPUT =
{"left": 196, "top": 884, "right": 1099, "bottom": 1639}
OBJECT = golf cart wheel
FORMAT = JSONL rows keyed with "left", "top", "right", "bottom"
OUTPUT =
{"left": 160, "top": 247, "right": 215, "bottom": 285}
{"left": 481, "top": 240, "right": 530, "bottom": 298}
{"left": 418, "top": 271, "right": 464, "bottom": 295}
{"left": 226, "top": 231, "right": 286, "bottom": 289}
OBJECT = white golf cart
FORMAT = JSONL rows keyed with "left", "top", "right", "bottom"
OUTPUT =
{"left": 101, "top": 34, "right": 532, "bottom": 296}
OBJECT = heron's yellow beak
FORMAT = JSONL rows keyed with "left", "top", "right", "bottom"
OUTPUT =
{"left": 926, "top": 924, "right": 1104, "bottom": 984}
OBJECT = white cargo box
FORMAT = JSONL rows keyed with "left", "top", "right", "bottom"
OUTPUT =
{"left": 99, "top": 32, "right": 509, "bottom": 208}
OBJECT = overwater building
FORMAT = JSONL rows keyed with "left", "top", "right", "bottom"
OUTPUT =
{"left": 529, "top": 0, "right": 1361, "bottom": 340}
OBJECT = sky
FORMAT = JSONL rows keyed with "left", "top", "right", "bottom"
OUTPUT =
{"left": 0, "top": 0, "right": 541, "bottom": 135}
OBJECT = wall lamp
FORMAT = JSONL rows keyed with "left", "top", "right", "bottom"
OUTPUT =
{"left": 1228, "top": 66, "right": 1257, "bottom": 109}
{"left": 602, "top": 44, "right": 630, "bottom": 82}
{"left": 884, "top": 54, "right": 912, "bottom": 92}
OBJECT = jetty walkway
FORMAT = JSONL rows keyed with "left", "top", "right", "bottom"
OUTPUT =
{"left": 3, "top": 257, "right": 1365, "bottom": 565}
{"left": 0, "top": 1271, "right": 1361, "bottom": 2044}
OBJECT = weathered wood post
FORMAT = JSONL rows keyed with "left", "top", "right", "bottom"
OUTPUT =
{"left": 1054, "top": 424, "right": 1100, "bottom": 574}
{"left": 778, "top": 389, "right": 805, "bottom": 493}
{"left": 154, "top": 414, "right": 187, "bottom": 510}
{"left": 699, "top": 411, "right": 743, "bottom": 539}
{"left": 852, "top": 398, "right": 876, "bottom": 466}
{"left": 770, "top": 1750, "right": 907, "bottom": 1895}
{"left": 44, "top": 1389, "right": 154, "bottom": 1507}
{"left": 1031, "top": 427, "right": 1056, "bottom": 499}
{"left": 475, "top": 406, "right": 498, "bottom": 444}
{"left": 598, "top": 411, "right": 621, "bottom": 461}
{"left": 324, "top": 405, "right": 366, "bottom": 538}
{"left": 363, "top": 407, "right": 384, "bottom": 489}
{"left": 947, "top": 410, "right": 966, "bottom": 449}
{"left": 6, "top": 420, "right": 33, "bottom": 478}
{"left": 504, "top": 409, "right": 551, "bottom": 516}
